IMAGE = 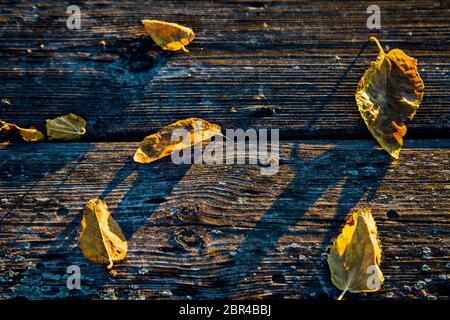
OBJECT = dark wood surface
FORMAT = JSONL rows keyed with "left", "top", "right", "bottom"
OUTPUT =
{"left": 0, "top": 141, "right": 449, "bottom": 299}
{"left": 0, "top": 0, "right": 448, "bottom": 139}
{"left": 0, "top": 0, "right": 449, "bottom": 300}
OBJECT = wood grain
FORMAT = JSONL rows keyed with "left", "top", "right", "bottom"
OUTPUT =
{"left": 0, "top": 0, "right": 448, "bottom": 301}
{"left": 0, "top": 140, "right": 448, "bottom": 299}
{"left": 0, "top": 0, "right": 449, "bottom": 140}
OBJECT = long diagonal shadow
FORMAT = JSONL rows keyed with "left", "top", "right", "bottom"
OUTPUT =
{"left": 225, "top": 143, "right": 391, "bottom": 298}
{"left": 304, "top": 41, "right": 369, "bottom": 132}
{"left": 6, "top": 154, "right": 191, "bottom": 299}
{"left": 45, "top": 157, "right": 190, "bottom": 255}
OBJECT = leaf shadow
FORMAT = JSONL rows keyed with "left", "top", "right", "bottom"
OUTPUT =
{"left": 4, "top": 152, "right": 191, "bottom": 299}
{"left": 221, "top": 142, "right": 391, "bottom": 299}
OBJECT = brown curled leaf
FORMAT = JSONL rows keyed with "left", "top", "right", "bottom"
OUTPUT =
{"left": 134, "top": 118, "right": 221, "bottom": 164}
{"left": 355, "top": 37, "right": 424, "bottom": 159}
{"left": 46, "top": 113, "right": 86, "bottom": 141}
{"left": 0, "top": 120, "right": 44, "bottom": 142}
{"left": 80, "top": 199, "right": 128, "bottom": 269}
{"left": 142, "top": 20, "right": 195, "bottom": 52}
{"left": 327, "top": 208, "right": 384, "bottom": 300}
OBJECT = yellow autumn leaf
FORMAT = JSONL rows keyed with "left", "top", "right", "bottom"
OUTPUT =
{"left": 46, "top": 113, "right": 86, "bottom": 141}
{"left": 0, "top": 120, "right": 44, "bottom": 142}
{"left": 327, "top": 208, "right": 384, "bottom": 300}
{"left": 142, "top": 20, "right": 195, "bottom": 52}
{"left": 18, "top": 127, "right": 45, "bottom": 142}
{"left": 80, "top": 199, "right": 128, "bottom": 269}
{"left": 355, "top": 37, "right": 424, "bottom": 159}
{"left": 134, "top": 118, "right": 221, "bottom": 164}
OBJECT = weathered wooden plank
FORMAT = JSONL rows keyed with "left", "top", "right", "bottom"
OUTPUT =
{"left": 0, "top": 0, "right": 448, "bottom": 139}
{"left": 0, "top": 140, "right": 448, "bottom": 299}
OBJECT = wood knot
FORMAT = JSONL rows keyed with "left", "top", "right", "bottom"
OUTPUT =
{"left": 253, "top": 105, "right": 278, "bottom": 117}
{"left": 119, "top": 39, "right": 167, "bottom": 73}
{"left": 171, "top": 228, "right": 204, "bottom": 252}
{"left": 173, "top": 202, "right": 203, "bottom": 224}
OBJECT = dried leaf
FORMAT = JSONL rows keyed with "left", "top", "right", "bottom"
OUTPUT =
{"left": 327, "top": 208, "right": 384, "bottom": 300}
{"left": 355, "top": 37, "right": 424, "bottom": 159}
{"left": 46, "top": 113, "right": 86, "bottom": 141}
{"left": 134, "top": 118, "right": 221, "bottom": 164}
{"left": 18, "top": 127, "right": 45, "bottom": 142}
{"left": 80, "top": 199, "right": 128, "bottom": 269}
{"left": 0, "top": 120, "right": 44, "bottom": 142}
{"left": 142, "top": 20, "right": 195, "bottom": 52}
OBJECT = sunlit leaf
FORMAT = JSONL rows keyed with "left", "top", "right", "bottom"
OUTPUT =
{"left": 355, "top": 37, "right": 424, "bottom": 159}
{"left": 46, "top": 113, "right": 86, "bottom": 141}
{"left": 134, "top": 118, "right": 221, "bottom": 164}
{"left": 0, "top": 120, "right": 44, "bottom": 142}
{"left": 142, "top": 20, "right": 195, "bottom": 52}
{"left": 327, "top": 208, "right": 384, "bottom": 300}
{"left": 80, "top": 199, "right": 128, "bottom": 269}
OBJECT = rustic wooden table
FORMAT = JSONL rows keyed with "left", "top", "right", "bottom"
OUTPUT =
{"left": 0, "top": 0, "right": 448, "bottom": 300}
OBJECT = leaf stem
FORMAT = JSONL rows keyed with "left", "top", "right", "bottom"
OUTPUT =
{"left": 337, "top": 290, "right": 347, "bottom": 301}
{"left": 369, "top": 36, "right": 385, "bottom": 55}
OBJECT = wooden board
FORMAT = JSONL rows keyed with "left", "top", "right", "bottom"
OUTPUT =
{"left": 0, "top": 140, "right": 448, "bottom": 299}
{"left": 0, "top": 0, "right": 449, "bottom": 140}
{"left": 1, "top": 0, "right": 449, "bottom": 301}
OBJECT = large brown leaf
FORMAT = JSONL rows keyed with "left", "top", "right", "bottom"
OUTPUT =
{"left": 80, "top": 199, "right": 128, "bottom": 269}
{"left": 134, "top": 118, "right": 221, "bottom": 164}
{"left": 355, "top": 37, "right": 424, "bottom": 159}
{"left": 327, "top": 208, "right": 384, "bottom": 300}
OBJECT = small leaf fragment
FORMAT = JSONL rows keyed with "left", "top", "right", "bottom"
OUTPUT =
{"left": 0, "top": 120, "right": 44, "bottom": 142}
{"left": 134, "top": 118, "right": 221, "bottom": 164}
{"left": 18, "top": 127, "right": 45, "bottom": 142}
{"left": 46, "top": 113, "right": 86, "bottom": 141}
{"left": 355, "top": 37, "right": 424, "bottom": 159}
{"left": 327, "top": 208, "right": 384, "bottom": 300}
{"left": 142, "top": 20, "right": 195, "bottom": 52}
{"left": 80, "top": 199, "right": 128, "bottom": 269}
